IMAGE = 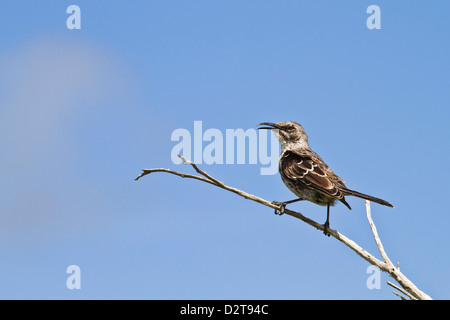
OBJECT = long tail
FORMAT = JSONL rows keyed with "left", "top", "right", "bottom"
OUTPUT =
{"left": 342, "top": 188, "right": 394, "bottom": 208}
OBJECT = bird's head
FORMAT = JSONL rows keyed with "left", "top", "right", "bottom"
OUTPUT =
{"left": 258, "top": 121, "right": 309, "bottom": 150}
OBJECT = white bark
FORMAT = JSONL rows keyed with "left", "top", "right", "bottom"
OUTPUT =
{"left": 135, "top": 155, "right": 432, "bottom": 300}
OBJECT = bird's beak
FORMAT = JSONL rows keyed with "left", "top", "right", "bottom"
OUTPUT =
{"left": 258, "top": 122, "right": 279, "bottom": 130}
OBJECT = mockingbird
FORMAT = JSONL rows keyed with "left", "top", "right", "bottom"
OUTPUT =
{"left": 258, "top": 121, "right": 394, "bottom": 236}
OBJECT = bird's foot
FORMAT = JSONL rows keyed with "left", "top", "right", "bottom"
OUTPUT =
{"left": 322, "top": 221, "right": 331, "bottom": 237}
{"left": 271, "top": 201, "right": 286, "bottom": 215}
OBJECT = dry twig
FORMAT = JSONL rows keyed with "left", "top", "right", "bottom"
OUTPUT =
{"left": 135, "top": 155, "right": 432, "bottom": 300}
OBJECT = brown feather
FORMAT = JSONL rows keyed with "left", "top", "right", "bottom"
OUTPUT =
{"left": 281, "top": 151, "right": 344, "bottom": 201}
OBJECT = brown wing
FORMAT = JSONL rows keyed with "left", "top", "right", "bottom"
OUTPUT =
{"left": 280, "top": 151, "right": 346, "bottom": 202}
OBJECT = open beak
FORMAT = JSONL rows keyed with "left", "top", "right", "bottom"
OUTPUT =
{"left": 258, "top": 122, "right": 280, "bottom": 130}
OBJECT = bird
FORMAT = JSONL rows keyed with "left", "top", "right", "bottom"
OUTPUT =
{"left": 258, "top": 121, "right": 394, "bottom": 236}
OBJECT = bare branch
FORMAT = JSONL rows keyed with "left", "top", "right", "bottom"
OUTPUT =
{"left": 135, "top": 168, "right": 217, "bottom": 186}
{"left": 364, "top": 201, "right": 431, "bottom": 300}
{"left": 135, "top": 157, "right": 432, "bottom": 300}
{"left": 177, "top": 154, "right": 225, "bottom": 187}
{"left": 387, "top": 281, "right": 417, "bottom": 300}
{"left": 393, "top": 291, "right": 409, "bottom": 300}
{"left": 365, "top": 201, "right": 394, "bottom": 269}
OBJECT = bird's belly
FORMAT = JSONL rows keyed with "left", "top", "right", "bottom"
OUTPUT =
{"left": 282, "top": 177, "right": 335, "bottom": 206}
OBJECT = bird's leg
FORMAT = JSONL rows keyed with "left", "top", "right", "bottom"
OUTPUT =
{"left": 323, "top": 203, "right": 331, "bottom": 236}
{"left": 271, "top": 198, "right": 303, "bottom": 215}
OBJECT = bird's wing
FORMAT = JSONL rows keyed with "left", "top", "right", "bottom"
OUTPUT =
{"left": 280, "top": 150, "right": 345, "bottom": 201}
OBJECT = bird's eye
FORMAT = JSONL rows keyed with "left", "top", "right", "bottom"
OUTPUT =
{"left": 287, "top": 126, "right": 294, "bottom": 131}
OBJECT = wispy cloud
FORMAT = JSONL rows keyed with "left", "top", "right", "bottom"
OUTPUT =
{"left": 0, "top": 36, "right": 137, "bottom": 249}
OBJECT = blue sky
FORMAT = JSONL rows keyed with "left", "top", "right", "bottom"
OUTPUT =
{"left": 0, "top": 1, "right": 448, "bottom": 299}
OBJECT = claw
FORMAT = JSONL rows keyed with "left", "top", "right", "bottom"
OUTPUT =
{"left": 271, "top": 201, "right": 286, "bottom": 215}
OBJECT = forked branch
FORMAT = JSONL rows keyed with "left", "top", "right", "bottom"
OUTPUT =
{"left": 135, "top": 155, "right": 431, "bottom": 300}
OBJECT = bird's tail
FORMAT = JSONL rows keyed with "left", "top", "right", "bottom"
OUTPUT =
{"left": 342, "top": 188, "right": 394, "bottom": 208}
